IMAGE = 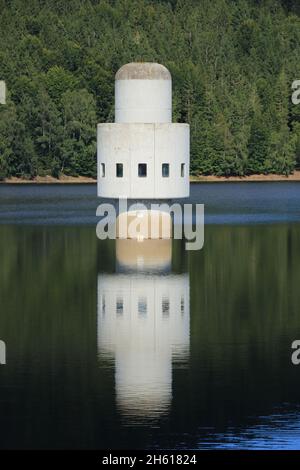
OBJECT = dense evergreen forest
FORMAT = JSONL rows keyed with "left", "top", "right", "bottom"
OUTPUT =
{"left": 0, "top": 0, "right": 300, "bottom": 179}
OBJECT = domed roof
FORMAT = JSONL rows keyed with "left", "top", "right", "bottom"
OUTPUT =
{"left": 115, "top": 62, "right": 171, "bottom": 80}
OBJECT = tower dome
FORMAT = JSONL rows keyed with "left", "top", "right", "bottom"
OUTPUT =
{"left": 115, "top": 62, "right": 171, "bottom": 81}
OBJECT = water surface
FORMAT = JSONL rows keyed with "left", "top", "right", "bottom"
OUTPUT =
{"left": 0, "top": 182, "right": 300, "bottom": 449}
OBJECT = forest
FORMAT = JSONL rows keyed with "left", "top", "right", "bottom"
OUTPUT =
{"left": 0, "top": 0, "right": 300, "bottom": 179}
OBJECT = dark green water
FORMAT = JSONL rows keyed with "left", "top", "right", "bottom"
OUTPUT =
{"left": 0, "top": 183, "right": 300, "bottom": 449}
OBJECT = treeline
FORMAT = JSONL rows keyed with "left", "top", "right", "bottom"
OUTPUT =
{"left": 0, "top": 0, "right": 300, "bottom": 179}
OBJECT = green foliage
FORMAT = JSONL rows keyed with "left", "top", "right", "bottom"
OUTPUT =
{"left": 0, "top": 0, "right": 300, "bottom": 178}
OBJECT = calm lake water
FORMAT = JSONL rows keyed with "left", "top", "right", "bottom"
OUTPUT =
{"left": 0, "top": 182, "right": 300, "bottom": 449}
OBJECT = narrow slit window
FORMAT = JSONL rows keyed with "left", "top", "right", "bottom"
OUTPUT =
{"left": 181, "top": 163, "right": 185, "bottom": 177}
{"left": 162, "top": 163, "right": 169, "bottom": 177}
{"left": 101, "top": 163, "right": 105, "bottom": 177}
{"left": 138, "top": 297, "right": 147, "bottom": 316}
{"left": 180, "top": 296, "right": 185, "bottom": 315}
{"left": 101, "top": 295, "right": 106, "bottom": 316}
{"left": 138, "top": 163, "right": 147, "bottom": 177}
{"left": 116, "top": 163, "right": 123, "bottom": 178}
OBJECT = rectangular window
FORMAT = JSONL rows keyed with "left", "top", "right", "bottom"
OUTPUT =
{"left": 162, "top": 163, "right": 169, "bottom": 177}
{"left": 181, "top": 296, "right": 184, "bottom": 314}
{"left": 116, "top": 297, "right": 123, "bottom": 315}
{"left": 101, "top": 163, "right": 105, "bottom": 177}
{"left": 138, "top": 297, "right": 147, "bottom": 316}
{"left": 116, "top": 163, "right": 123, "bottom": 178}
{"left": 138, "top": 163, "right": 147, "bottom": 177}
{"left": 162, "top": 297, "right": 170, "bottom": 317}
{"left": 181, "top": 163, "right": 185, "bottom": 177}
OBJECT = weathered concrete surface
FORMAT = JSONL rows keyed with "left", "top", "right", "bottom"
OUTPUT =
{"left": 0, "top": 81, "right": 6, "bottom": 104}
{"left": 115, "top": 79, "right": 172, "bottom": 123}
{"left": 115, "top": 62, "right": 171, "bottom": 80}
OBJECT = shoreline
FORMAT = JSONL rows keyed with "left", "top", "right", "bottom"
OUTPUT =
{"left": 0, "top": 175, "right": 97, "bottom": 184}
{"left": 1, "top": 171, "right": 300, "bottom": 184}
{"left": 190, "top": 171, "right": 300, "bottom": 182}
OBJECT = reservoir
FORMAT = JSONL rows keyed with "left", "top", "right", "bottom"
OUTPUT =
{"left": 0, "top": 182, "right": 299, "bottom": 449}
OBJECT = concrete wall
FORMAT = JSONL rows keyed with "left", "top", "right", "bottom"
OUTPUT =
{"left": 0, "top": 81, "right": 6, "bottom": 105}
{"left": 115, "top": 79, "right": 172, "bottom": 123}
{"left": 116, "top": 210, "right": 172, "bottom": 240}
{"left": 97, "top": 123, "right": 189, "bottom": 199}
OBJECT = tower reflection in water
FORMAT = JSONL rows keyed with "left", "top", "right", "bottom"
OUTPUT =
{"left": 97, "top": 239, "right": 190, "bottom": 423}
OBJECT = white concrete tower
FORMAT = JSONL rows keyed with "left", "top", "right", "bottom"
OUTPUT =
{"left": 97, "top": 63, "right": 190, "bottom": 199}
